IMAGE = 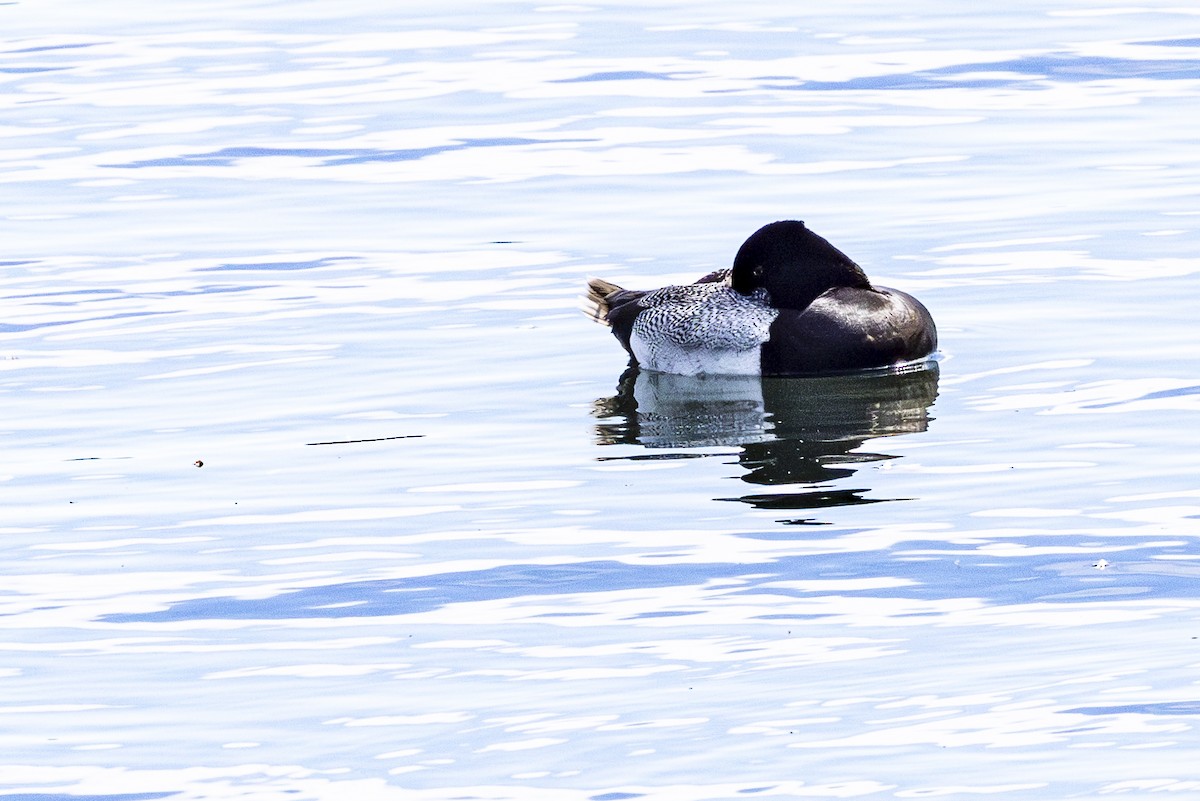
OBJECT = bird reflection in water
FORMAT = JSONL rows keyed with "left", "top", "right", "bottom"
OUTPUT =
{"left": 592, "top": 363, "right": 939, "bottom": 523}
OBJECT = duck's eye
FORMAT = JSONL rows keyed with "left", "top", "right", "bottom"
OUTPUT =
{"left": 752, "top": 264, "right": 764, "bottom": 278}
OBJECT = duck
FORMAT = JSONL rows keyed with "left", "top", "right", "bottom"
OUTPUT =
{"left": 583, "top": 220, "right": 937, "bottom": 376}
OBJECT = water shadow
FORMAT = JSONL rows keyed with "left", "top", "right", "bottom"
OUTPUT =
{"left": 593, "top": 363, "right": 939, "bottom": 521}
{"left": 101, "top": 553, "right": 975, "bottom": 624}
{"left": 1065, "top": 701, "right": 1200, "bottom": 716}
{"left": 768, "top": 52, "right": 1200, "bottom": 92}
{"left": 0, "top": 795, "right": 176, "bottom": 801}
{"left": 102, "top": 541, "right": 1181, "bottom": 625}
{"left": 106, "top": 138, "right": 595, "bottom": 169}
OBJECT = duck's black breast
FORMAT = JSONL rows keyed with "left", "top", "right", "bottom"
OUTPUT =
{"left": 761, "top": 285, "right": 937, "bottom": 375}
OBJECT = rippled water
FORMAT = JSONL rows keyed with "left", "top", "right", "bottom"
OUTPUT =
{"left": 3, "top": 2, "right": 1200, "bottom": 799}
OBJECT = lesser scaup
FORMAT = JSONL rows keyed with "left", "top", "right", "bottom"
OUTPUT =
{"left": 584, "top": 220, "right": 937, "bottom": 376}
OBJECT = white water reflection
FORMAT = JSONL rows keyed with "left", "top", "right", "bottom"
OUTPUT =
{"left": 3, "top": 2, "right": 1200, "bottom": 800}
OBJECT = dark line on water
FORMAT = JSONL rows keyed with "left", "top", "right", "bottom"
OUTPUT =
{"left": 306, "top": 435, "right": 424, "bottom": 446}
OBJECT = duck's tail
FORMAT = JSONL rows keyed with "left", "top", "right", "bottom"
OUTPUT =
{"left": 581, "top": 277, "right": 622, "bottom": 326}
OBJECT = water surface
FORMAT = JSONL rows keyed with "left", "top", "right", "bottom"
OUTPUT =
{"left": 2, "top": 2, "right": 1200, "bottom": 799}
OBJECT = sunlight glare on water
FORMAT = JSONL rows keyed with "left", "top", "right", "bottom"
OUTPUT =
{"left": 2, "top": 1, "right": 1200, "bottom": 799}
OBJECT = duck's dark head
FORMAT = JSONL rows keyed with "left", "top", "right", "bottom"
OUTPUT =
{"left": 731, "top": 220, "right": 871, "bottom": 310}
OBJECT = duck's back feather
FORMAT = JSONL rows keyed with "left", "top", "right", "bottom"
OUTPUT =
{"left": 586, "top": 272, "right": 735, "bottom": 360}
{"left": 626, "top": 282, "right": 776, "bottom": 375}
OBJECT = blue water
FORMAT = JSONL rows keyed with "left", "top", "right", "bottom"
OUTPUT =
{"left": 3, "top": 2, "right": 1200, "bottom": 799}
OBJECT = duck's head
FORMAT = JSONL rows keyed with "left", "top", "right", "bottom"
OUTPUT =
{"left": 731, "top": 220, "right": 871, "bottom": 310}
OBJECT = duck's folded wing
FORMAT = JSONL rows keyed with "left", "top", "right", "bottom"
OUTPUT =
{"left": 693, "top": 268, "right": 731, "bottom": 285}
